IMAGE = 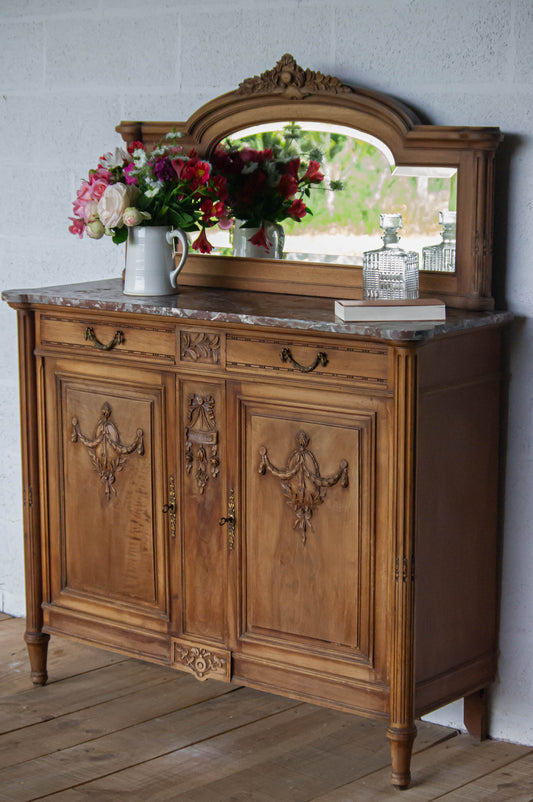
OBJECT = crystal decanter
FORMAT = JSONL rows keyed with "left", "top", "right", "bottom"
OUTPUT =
{"left": 422, "top": 210, "right": 456, "bottom": 272}
{"left": 363, "top": 213, "right": 419, "bottom": 300}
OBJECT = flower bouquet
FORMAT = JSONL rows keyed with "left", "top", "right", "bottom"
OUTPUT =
{"left": 69, "top": 134, "right": 229, "bottom": 253}
{"left": 211, "top": 135, "right": 329, "bottom": 253}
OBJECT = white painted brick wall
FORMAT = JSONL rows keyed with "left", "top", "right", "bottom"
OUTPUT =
{"left": 0, "top": 0, "right": 532, "bottom": 746}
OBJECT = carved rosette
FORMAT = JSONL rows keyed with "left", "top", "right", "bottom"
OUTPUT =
{"left": 236, "top": 53, "right": 354, "bottom": 99}
{"left": 172, "top": 642, "right": 228, "bottom": 681}
{"left": 180, "top": 332, "right": 220, "bottom": 364}
{"left": 71, "top": 402, "right": 144, "bottom": 501}
{"left": 258, "top": 430, "right": 349, "bottom": 544}
{"left": 185, "top": 394, "right": 220, "bottom": 493}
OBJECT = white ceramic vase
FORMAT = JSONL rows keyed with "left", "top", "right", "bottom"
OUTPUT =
{"left": 123, "top": 226, "right": 189, "bottom": 296}
{"left": 232, "top": 220, "right": 284, "bottom": 259}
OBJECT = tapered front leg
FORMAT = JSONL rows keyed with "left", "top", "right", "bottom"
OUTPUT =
{"left": 17, "top": 309, "right": 49, "bottom": 686}
{"left": 387, "top": 724, "right": 417, "bottom": 789}
{"left": 24, "top": 631, "right": 50, "bottom": 686}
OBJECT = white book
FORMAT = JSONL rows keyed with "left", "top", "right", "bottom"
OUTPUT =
{"left": 334, "top": 298, "right": 446, "bottom": 322}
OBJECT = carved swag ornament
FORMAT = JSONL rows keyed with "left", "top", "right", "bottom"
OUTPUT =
{"left": 236, "top": 53, "right": 354, "bottom": 99}
{"left": 173, "top": 643, "right": 227, "bottom": 681}
{"left": 185, "top": 394, "right": 220, "bottom": 493}
{"left": 258, "top": 430, "right": 349, "bottom": 544}
{"left": 71, "top": 402, "right": 144, "bottom": 501}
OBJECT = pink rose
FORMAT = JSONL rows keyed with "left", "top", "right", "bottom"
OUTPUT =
{"left": 89, "top": 178, "right": 109, "bottom": 201}
{"left": 72, "top": 181, "right": 92, "bottom": 217}
{"left": 97, "top": 183, "right": 137, "bottom": 228}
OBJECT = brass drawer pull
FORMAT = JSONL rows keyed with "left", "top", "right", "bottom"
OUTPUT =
{"left": 84, "top": 327, "right": 124, "bottom": 351}
{"left": 280, "top": 347, "right": 328, "bottom": 373}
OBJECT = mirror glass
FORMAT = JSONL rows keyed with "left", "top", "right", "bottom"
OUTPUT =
{"left": 206, "top": 122, "right": 457, "bottom": 273}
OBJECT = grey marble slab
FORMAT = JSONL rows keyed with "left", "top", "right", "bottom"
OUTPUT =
{"left": 2, "top": 278, "right": 512, "bottom": 342}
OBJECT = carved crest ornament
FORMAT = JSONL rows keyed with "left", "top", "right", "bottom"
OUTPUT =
{"left": 185, "top": 394, "right": 220, "bottom": 493}
{"left": 236, "top": 53, "right": 354, "bottom": 99}
{"left": 258, "top": 430, "right": 349, "bottom": 544}
{"left": 71, "top": 402, "right": 144, "bottom": 501}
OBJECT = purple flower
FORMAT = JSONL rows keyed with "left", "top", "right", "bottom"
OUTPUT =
{"left": 152, "top": 157, "right": 176, "bottom": 182}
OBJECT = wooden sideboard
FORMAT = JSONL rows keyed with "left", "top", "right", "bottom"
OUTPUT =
{"left": 3, "top": 279, "right": 510, "bottom": 789}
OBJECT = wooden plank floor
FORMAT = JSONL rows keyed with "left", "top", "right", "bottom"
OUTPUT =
{"left": 1, "top": 617, "right": 532, "bottom": 801}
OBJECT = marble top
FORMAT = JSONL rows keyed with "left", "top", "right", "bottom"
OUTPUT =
{"left": 2, "top": 278, "right": 512, "bottom": 343}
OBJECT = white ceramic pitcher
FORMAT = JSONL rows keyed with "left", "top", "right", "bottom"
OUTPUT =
{"left": 123, "top": 226, "right": 189, "bottom": 296}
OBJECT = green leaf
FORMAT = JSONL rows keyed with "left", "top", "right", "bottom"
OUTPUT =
{"left": 112, "top": 228, "right": 128, "bottom": 245}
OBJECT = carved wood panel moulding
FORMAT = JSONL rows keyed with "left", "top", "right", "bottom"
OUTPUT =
{"left": 185, "top": 393, "right": 220, "bottom": 493}
{"left": 180, "top": 331, "right": 221, "bottom": 364}
{"left": 258, "top": 430, "right": 349, "bottom": 544}
{"left": 71, "top": 402, "right": 145, "bottom": 501}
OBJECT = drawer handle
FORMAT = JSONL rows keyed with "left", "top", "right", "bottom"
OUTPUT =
{"left": 280, "top": 347, "right": 328, "bottom": 373}
{"left": 85, "top": 327, "right": 124, "bottom": 351}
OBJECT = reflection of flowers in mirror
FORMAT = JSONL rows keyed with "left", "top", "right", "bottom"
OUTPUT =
{"left": 68, "top": 133, "right": 230, "bottom": 253}
{"left": 212, "top": 124, "right": 343, "bottom": 252}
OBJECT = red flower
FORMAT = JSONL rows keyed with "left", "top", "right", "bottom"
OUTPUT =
{"left": 249, "top": 226, "right": 272, "bottom": 251}
{"left": 278, "top": 173, "right": 298, "bottom": 198}
{"left": 127, "top": 140, "right": 144, "bottom": 155}
{"left": 171, "top": 157, "right": 186, "bottom": 179}
{"left": 213, "top": 175, "right": 228, "bottom": 201}
{"left": 192, "top": 227, "right": 213, "bottom": 253}
{"left": 213, "top": 201, "right": 226, "bottom": 217}
{"left": 200, "top": 199, "right": 214, "bottom": 221}
{"left": 304, "top": 160, "right": 324, "bottom": 183}
{"left": 285, "top": 158, "right": 300, "bottom": 178}
{"left": 288, "top": 199, "right": 307, "bottom": 220}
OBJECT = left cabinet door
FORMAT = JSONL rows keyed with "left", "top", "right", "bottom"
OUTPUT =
{"left": 41, "top": 356, "right": 175, "bottom": 659}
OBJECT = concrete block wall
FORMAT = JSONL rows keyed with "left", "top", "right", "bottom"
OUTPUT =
{"left": 0, "top": 0, "right": 532, "bottom": 745}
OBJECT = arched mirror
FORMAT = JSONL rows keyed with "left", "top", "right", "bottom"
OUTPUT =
{"left": 117, "top": 54, "right": 501, "bottom": 310}
{"left": 205, "top": 121, "right": 457, "bottom": 271}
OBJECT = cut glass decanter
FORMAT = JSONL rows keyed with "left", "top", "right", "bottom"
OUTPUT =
{"left": 363, "top": 213, "right": 419, "bottom": 300}
{"left": 422, "top": 210, "right": 456, "bottom": 273}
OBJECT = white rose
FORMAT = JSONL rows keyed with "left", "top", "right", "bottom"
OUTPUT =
{"left": 97, "top": 183, "right": 137, "bottom": 228}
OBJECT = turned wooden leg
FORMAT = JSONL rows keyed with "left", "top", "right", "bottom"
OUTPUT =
{"left": 17, "top": 310, "right": 49, "bottom": 687}
{"left": 387, "top": 725, "right": 417, "bottom": 790}
{"left": 464, "top": 688, "right": 489, "bottom": 740}
{"left": 24, "top": 631, "right": 50, "bottom": 686}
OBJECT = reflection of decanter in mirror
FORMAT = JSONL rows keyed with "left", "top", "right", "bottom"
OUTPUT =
{"left": 363, "top": 213, "right": 419, "bottom": 300}
{"left": 422, "top": 210, "right": 456, "bottom": 272}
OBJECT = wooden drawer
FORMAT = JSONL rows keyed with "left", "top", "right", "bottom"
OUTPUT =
{"left": 38, "top": 312, "right": 176, "bottom": 363}
{"left": 226, "top": 333, "right": 390, "bottom": 389}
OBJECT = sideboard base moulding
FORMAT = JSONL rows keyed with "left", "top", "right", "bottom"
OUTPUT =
{"left": 3, "top": 278, "right": 511, "bottom": 790}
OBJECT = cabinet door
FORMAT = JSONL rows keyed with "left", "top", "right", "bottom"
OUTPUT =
{"left": 228, "top": 380, "right": 390, "bottom": 702}
{"left": 43, "top": 358, "right": 173, "bottom": 643}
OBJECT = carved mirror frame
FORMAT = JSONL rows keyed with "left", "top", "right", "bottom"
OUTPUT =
{"left": 117, "top": 54, "right": 502, "bottom": 311}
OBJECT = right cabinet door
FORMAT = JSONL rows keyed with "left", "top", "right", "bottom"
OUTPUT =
{"left": 227, "top": 379, "right": 391, "bottom": 711}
